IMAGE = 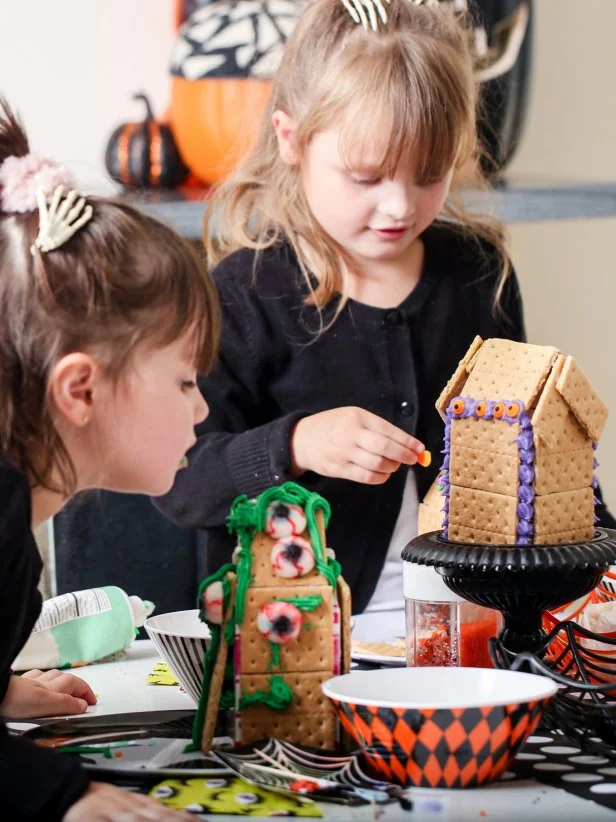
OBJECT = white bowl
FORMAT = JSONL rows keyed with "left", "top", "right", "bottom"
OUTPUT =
{"left": 323, "top": 666, "right": 557, "bottom": 709}
{"left": 144, "top": 609, "right": 210, "bottom": 704}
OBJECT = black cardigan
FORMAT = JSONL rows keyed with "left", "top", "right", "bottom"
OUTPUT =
{"left": 0, "top": 461, "right": 90, "bottom": 820}
{"left": 155, "top": 223, "right": 614, "bottom": 612}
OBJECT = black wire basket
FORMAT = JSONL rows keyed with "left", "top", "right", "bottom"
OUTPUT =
{"left": 491, "top": 620, "right": 616, "bottom": 758}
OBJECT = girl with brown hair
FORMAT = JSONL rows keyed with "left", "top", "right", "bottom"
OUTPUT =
{"left": 0, "top": 100, "right": 218, "bottom": 820}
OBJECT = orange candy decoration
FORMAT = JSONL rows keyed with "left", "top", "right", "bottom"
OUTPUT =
{"left": 416, "top": 450, "right": 432, "bottom": 468}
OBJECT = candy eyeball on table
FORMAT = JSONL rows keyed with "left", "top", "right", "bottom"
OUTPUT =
{"left": 271, "top": 536, "right": 315, "bottom": 578}
{"left": 256, "top": 601, "right": 302, "bottom": 644}
{"left": 265, "top": 500, "right": 307, "bottom": 538}
{"left": 236, "top": 793, "right": 259, "bottom": 805}
{"left": 202, "top": 580, "right": 224, "bottom": 624}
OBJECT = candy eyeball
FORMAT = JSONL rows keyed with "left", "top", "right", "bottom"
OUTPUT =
{"left": 236, "top": 793, "right": 259, "bottom": 805}
{"left": 205, "top": 779, "right": 228, "bottom": 788}
{"left": 271, "top": 536, "right": 315, "bottom": 578}
{"left": 256, "top": 601, "right": 302, "bottom": 644}
{"left": 506, "top": 400, "right": 522, "bottom": 420}
{"left": 152, "top": 786, "right": 176, "bottom": 799}
{"left": 451, "top": 398, "right": 466, "bottom": 417}
{"left": 202, "top": 580, "right": 224, "bottom": 625}
{"left": 493, "top": 402, "right": 505, "bottom": 419}
{"left": 265, "top": 501, "right": 307, "bottom": 539}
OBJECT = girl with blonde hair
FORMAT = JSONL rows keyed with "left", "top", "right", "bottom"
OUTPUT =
{"left": 0, "top": 99, "right": 217, "bottom": 820}
{"left": 157, "top": 0, "right": 528, "bottom": 611}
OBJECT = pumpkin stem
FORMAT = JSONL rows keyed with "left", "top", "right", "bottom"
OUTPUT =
{"left": 133, "top": 93, "right": 155, "bottom": 122}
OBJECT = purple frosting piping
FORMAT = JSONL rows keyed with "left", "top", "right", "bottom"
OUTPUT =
{"left": 440, "top": 397, "right": 535, "bottom": 544}
{"left": 593, "top": 441, "right": 600, "bottom": 522}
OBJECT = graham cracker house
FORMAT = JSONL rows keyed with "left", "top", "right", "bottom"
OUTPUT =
{"left": 194, "top": 481, "right": 351, "bottom": 752}
{"left": 433, "top": 336, "right": 608, "bottom": 545}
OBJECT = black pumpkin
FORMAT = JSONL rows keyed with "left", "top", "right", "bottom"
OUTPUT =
{"left": 104, "top": 93, "right": 189, "bottom": 189}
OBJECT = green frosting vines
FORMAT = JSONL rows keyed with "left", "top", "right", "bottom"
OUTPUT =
{"left": 239, "top": 675, "right": 293, "bottom": 711}
{"left": 274, "top": 594, "right": 323, "bottom": 611}
{"left": 228, "top": 481, "right": 339, "bottom": 625}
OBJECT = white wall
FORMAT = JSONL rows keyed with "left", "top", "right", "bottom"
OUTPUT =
{"left": 0, "top": 0, "right": 174, "bottom": 192}
{"left": 508, "top": 0, "right": 616, "bottom": 182}
{"left": 2, "top": 0, "right": 615, "bottom": 504}
{"left": 506, "top": 0, "right": 616, "bottom": 503}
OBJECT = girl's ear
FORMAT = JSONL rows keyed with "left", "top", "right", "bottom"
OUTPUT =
{"left": 47, "top": 353, "right": 100, "bottom": 428}
{"left": 272, "top": 110, "right": 299, "bottom": 165}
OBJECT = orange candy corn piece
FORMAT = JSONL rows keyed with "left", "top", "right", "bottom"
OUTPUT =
{"left": 416, "top": 450, "right": 432, "bottom": 468}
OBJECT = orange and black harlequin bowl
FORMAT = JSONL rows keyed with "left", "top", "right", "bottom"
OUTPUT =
{"left": 322, "top": 667, "right": 557, "bottom": 789}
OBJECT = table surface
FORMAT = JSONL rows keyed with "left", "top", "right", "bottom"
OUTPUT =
{"left": 42, "top": 635, "right": 614, "bottom": 821}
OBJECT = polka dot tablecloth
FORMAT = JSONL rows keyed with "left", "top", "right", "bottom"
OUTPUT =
{"left": 507, "top": 731, "right": 616, "bottom": 812}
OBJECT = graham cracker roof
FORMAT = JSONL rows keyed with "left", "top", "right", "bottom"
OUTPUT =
{"left": 435, "top": 337, "right": 607, "bottom": 444}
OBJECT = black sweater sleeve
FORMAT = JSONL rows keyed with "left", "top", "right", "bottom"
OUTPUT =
{"left": 154, "top": 260, "right": 305, "bottom": 528}
{"left": 0, "top": 461, "right": 90, "bottom": 821}
{"left": 0, "top": 728, "right": 90, "bottom": 821}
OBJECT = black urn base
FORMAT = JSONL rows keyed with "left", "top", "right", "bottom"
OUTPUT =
{"left": 402, "top": 529, "right": 616, "bottom": 655}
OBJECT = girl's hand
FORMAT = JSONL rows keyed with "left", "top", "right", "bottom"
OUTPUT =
{"left": 290, "top": 406, "right": 427, "bottom": 484}
{"left": 63, "top": 782, "right": 193, "bottom": 821}
{"left": 1, "top": 670, "right": 96, "bottom": 719}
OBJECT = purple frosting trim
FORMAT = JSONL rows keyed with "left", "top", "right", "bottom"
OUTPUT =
{"left": 517, "top": 430, "right": 533, "bottom": 450}
{"left": 517, "top": 502, "right": 534, "bottom": 520}
{"left": 440, "top": 397, "right": 535, "bottom": 544}
{"left": 592, "top": 441, "right": 600, "bottom": 521}
{"left": 518, "top": 485, "right": 535, "bottom": 504}
{"left": 519, "top": 464, "right": 535, "bottom": 484}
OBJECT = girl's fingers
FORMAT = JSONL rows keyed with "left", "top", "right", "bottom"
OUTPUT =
{"left": 344, "top": 462, "right": 392, "bottom": 485}
{"left": 30, "top": 669, "right": 97, "bottom": 704}
{"left": 24, "top": 669, "right": 65, "bottom": 682}
{"left": 21, "top": 669, "right": 45, "bottom": 679}
{"left": 359, "top": 410, "right": 425, "bottom": 454}
{"left": 55, "top": 675, "right": 97, "bottom": 704}
{"left": 351, "top": 445, "right": 401, "bottom": 475}
{"left": 356, "top": 429, "right": 418, "bottom": 465}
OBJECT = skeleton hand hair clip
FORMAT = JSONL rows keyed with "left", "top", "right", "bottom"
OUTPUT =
{"left": 31, "top": 185, "right": 93, "bottom": 254}
{"left": 341, "top": 0, "right": 442, "bottom": 32}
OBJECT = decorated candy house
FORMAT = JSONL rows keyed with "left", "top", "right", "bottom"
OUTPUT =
{"left": 195, "top": 482, "right": 351, "bottom": 752}
{"left": 434, "top": 336, "right": 608, "bottom": 545}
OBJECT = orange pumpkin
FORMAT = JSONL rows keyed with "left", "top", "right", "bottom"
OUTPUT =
{"left": 170, "top": 77, "right": 273, "bottom": 185}
{"left": 169, "top": 0, "right": 298, "bottom": 186}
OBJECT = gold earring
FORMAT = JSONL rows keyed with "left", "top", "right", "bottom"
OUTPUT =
{"left": 82, "top": 412, "right": 91, "bottom": 425}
